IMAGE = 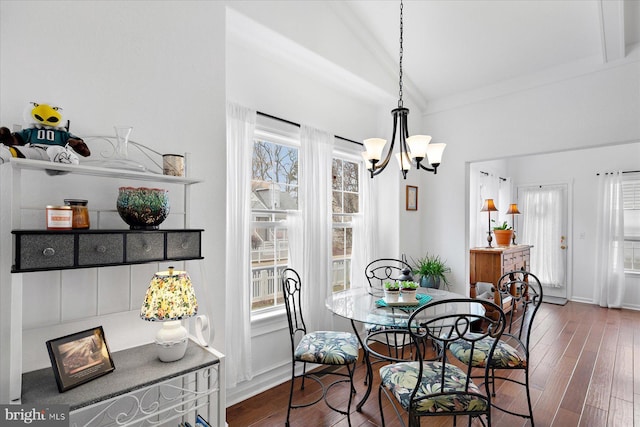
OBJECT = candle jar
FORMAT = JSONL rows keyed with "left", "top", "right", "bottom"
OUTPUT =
{"left": 64, "top": 199, "right": 90, "bottom": 229}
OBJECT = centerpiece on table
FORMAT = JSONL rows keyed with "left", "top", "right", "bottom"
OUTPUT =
{"left": 383, "top": 281, "right": 400, "bottom": 303}
{"left": 400, "top": 281, "right": 419, "bottom": 300}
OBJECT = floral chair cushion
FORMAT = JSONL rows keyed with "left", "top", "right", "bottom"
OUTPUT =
{"left": 379, "top": 361, "right": 488, "bottom": 414}
{"left": 449, "top": 333, "right": 525, "bottom": 369}
{"left": 294, "top": 331, "right": 359, "bottom": 365}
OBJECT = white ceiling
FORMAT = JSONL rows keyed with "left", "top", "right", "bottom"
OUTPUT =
{"left": 342, "top": 0, "right": 640, "bottom": 110}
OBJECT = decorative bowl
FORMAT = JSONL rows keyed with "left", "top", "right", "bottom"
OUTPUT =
{"left": 116, "top": 187, "right": 169, "bottom": 230}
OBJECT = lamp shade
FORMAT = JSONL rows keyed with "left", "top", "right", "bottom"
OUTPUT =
{"left": 480, "top": 199, "right": 498, "bottom": 212}
{"left": 406, "top": 135, "right": 432, "bottom": 159}
{"left": 426, "top": 143, "right": 446, "bottom": 166}
{"left": 140, "top": 268, "right": 198, "bottom": 322}
{"left": 395, "top": 151, "right": 412, "bottom": 171}
{"left": 506, "top": 203, "right": 521, "bottom": 215}
{"left": 363, "top": 138, "right": 387, "bottom": 161}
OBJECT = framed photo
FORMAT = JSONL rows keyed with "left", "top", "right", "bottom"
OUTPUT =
{"left": 406, "top": 185, "right": 418, "bottom": 211}
{"left": 46, "top": 326, "right": 115, "bottom": 392}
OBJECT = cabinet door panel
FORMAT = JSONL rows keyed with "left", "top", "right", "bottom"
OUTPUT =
{"left": 125, "top": 233, "right": 164, "bottom": 263}
{"left": 78, "top": 234, "right": 124, "bottom": 266}
{"left": 166, "top": 232, "right": 201, "bottom": 260}
{"left": 17, "top": 234, "right": 74, "bottom": 270}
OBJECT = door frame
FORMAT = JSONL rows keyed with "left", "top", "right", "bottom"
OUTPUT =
{"left": 516, "top": 180, "right": 573, "bottom": 303}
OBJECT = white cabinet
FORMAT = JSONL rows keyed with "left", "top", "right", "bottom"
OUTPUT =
{"left": 0, "top": 159, "right": 225, "bottom": 426}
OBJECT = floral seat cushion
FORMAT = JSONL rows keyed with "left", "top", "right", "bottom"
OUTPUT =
{"left": 379, "top": 361, "right": 488, "bottom": 414}
{"left": 294, "top": 331, "right": 359, "bottom": 365}
{"left": 449, "top": 333, "right": 525, "bottom": 369}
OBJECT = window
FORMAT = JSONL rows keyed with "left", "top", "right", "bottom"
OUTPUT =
{"left": 623, "top": 179, "right": 640, "bottom": 272}
{"left": 332, "top": 157, "right": 359, "bottom": 292}
{"left": 250, "top": 134, "right": 299, "bottom": 312}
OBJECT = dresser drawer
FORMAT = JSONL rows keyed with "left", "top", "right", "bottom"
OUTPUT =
{"left": 125, "top": 233, "right": 165, "bottom": 263}
{"left": 15, "top": 234, "right": 75, "bottom": 270}
{"left": 166, "top": 231, "right": 201, "bottom": 260}
{"left": 78, "top": 234, "right": 124, "bottom": 266}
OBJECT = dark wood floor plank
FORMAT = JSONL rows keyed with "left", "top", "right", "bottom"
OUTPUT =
{"left": 227, "top": 302, "right": 640, "bottom": 427}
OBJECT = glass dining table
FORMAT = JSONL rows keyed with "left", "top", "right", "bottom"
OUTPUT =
{"left": 325, "top": 286, "right": 477, "bottom": 410}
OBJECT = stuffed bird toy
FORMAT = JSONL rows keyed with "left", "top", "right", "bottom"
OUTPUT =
{"left": 0, "top": 102, "right": 90, "bottom": 164}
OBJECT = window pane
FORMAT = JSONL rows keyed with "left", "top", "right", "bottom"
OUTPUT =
{"left": 252, "top": 139, "right": 299, "bottom": 209}
{"left": 332, "top": 159, "right": 343, "bottom": 190}
{"left": 251, "top": 223, "right": 288, "bottom": 311}
{"left": 343, "top": 161, "right": 359, "bottom": 192}
{"left": 333, "top": 191, "right": 343, "bottom": 214}
{"left": 344, "top": 193, "right": 359, "bottom": 214}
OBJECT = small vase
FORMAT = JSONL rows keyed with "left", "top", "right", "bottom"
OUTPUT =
{"left": 401, "top": 289, "right": 417, "bottom": 301}
{"left": 420, "top": 276, "right": 440, "bottom": 289}
{"left": 384, "top": 289, "right": 400, "bottom": 303}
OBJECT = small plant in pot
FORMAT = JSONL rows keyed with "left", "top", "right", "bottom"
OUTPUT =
{"left": 400, "top": 281, "right": 419, "bottom": 299}
{"left": 412, "top": 254, "right": 451, "bottom": 289}
{"left": 384, "top": 281, "right": 400, "bottom": 302}
{"left": 492, "top": 220, "right": 513, "bottom": 247}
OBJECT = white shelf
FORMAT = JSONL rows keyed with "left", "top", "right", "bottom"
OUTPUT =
{"left": 7, "top": 158, "right": 202, "bottom": 185}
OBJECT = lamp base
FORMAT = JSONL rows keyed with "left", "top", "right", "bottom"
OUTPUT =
{"left": 155, "top": 320, "right": 189, "bottom": 362}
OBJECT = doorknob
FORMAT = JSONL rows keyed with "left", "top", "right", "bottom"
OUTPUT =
{"left": 560, "top": 235, "right": 566, "bottom": 250}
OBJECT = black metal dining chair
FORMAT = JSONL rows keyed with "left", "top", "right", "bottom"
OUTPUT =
{"left": 281, "top": 268, "right": 359, "bottom": 427}
{"left": 378, "top": 298, "right": 506, "bottom": 427}
{"left": 450, "top": 270, "right": 543, "bottom": 425}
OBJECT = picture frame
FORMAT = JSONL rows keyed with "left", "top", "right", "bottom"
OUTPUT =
{"left": 46, "top": 326, "right": 115, "bottom": 392}
{"left": 406, "top": 185, "right": 418, "bottom": 211}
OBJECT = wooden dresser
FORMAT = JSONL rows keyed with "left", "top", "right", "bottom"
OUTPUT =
{"left": 469, "top": 245, "right": 532, "bottom": 303}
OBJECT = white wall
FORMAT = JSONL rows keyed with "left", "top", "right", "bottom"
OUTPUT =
{"left": 506, "top": 143, "right": 640, "bottom": 308}
{"left": 0, "top": 0, "right": 226, "bottom": 375}
{"left": 418, "top": 58, "right": 640, "bottom": 297}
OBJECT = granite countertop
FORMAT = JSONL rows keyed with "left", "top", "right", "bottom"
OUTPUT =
{"left": 22, "top": 340, "right": 219, "bottom": 410}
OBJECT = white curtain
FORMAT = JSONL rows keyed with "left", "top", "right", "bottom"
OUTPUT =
{"left": 225, "top": 102, "right": 256, "bottom": 387}
{"left": 520, "top": 185, "right": 565, "bottom": 287}
{"left": 350, "top": 169, "right": 378, "bottom": 288}
{"left": 300, "top": 125, "right": 334, "bottom": 331}
{"left": 593, "top": 172, "right": 625, "bottom": 308}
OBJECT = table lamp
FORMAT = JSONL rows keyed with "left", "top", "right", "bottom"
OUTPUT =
{"left": 506, "top": 203, "right": 521, "bottom": 245}
{"left": 480, "top": 199, "right": 498, "bottom": 247}
{"left": 140, "top": 266, "right": 198, "bottom": 362}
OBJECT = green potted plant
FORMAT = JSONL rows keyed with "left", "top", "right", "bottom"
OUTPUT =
{"left": 492, "top": 220, "right": 513, "bottom": 247}
{"left": 400, "top": 281, "right": 419, "bottom": 299}
{"left": 412, "top": 254, "right": 451, "bottom": 289}
{"left": 384, "top": 281, "right": 400, "bottom": 302}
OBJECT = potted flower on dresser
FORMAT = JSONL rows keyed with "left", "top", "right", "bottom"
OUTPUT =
{"left": 492, "top": 220, "right": 513, "bottom": 247}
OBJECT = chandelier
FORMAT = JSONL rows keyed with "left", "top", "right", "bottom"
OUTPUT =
{"left": 362, "top": 0, "right": 446, "bottom": 179}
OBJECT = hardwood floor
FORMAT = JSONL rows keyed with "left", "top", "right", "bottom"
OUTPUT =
{"left": 227, "top": 301, "right": 640, "bottom": 426}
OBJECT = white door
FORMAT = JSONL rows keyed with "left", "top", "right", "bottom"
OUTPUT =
{"left": 517, "top": 183, "right": 569, "bottom": 302}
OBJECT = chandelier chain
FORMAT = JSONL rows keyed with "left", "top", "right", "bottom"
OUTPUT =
{"left": 398, "top": 0, "right": 404, "bottom": 107}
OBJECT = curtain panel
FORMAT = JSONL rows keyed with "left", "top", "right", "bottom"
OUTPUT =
{"left": 593, "top": 172, "right": 625, "bottom": 308}
{"left": 225, "top": 102, "right": 256, "bottom": 387}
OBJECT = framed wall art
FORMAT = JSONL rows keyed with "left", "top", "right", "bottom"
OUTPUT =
{"left": 46, "top": 326, "right": 115, "bottom": 392}
{"left": 406, "top": 185, "right": 418, "bottom": 211}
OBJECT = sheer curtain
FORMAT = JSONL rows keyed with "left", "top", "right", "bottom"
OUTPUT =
{"left": 300, "top": 125, "right": 334, "bottom": 331}
{"left": 520, "top": 185, "right": 565, "bottom": 287}
{"left": 225, "top": 102, "right": 255, "bottom": 387}
{"left": 593, "top": 172, "right": 625, "bottom": 308}
{"left": 351, "top": 169, "right": 378, "bottom": 289}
